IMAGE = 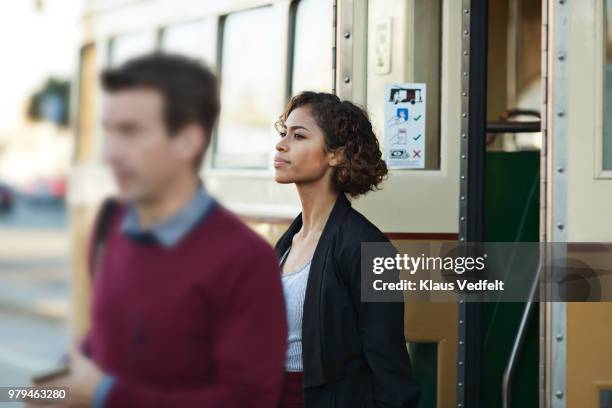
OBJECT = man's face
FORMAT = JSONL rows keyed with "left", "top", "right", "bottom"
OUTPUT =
{"left": 102, "top": 88, "right": 187, "bottom": 204}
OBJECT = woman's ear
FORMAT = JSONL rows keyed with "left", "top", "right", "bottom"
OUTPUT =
{"left": 328, "top": 147, "right": 345, "bottom": 167}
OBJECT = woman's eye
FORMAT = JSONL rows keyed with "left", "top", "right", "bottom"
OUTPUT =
{"left": 278, "top": 132, "right": 287, "bottom": 138}
{"left": 294, "top": 134, "right": 305, "bottom": 140}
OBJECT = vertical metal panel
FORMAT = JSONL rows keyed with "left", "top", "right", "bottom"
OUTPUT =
{"left": 546, "top": 0, "right": 568, "bottom": 407}
{"left": 458, "top": 1, "right": 471, "bottom": 407}
{"left": 458, "top": 0, "right": 487, "bottom": 407}
{"left": 334, "top": 0, "right": 367, "bottom": 104}
{"left": 539, "top": 0, "right": 549, "bottom": 405}
{"left": 336, "top": 0, "right": 353, "bottom": 98}
{"left": 332, "top": 0, "right": 337, "bottom": 95}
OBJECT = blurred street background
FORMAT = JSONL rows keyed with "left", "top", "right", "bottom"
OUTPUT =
{"left": 0, "top": 197, "right": 69, "bottom": 389}
{"left": 0, "top": 0, "right": 79, "bottom": 396}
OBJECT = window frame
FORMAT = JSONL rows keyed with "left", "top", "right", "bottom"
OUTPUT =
{"left": 287, "top": 0, "right": 335, "bottom": 98}
{"left": 88, "top": 2, "right": 336, "bottom": 173}
{"left": 106, "top": 29, "right": 158, "bottom": 68}
{"left": 596, "top": 0, "right": 612, "bottom": 178}
{"left": 158, "top": 17, "right": 218, "bottom": 66}
{"left": 211, "top": 4, "right": 289, "bottom": 170}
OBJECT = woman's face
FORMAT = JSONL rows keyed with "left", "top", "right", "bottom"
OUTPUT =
{"left": 274, "top": 106, "right": 337, "bottom": 186}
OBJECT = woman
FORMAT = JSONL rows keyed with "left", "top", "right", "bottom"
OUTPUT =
{"left": 274, "top": 92, "right": 420, "bottom": 408}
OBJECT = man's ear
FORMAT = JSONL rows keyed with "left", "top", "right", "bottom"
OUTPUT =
{"left": 176, "top": 124, "right": 205, "bottom": 163}
{"left": 328, "top": 147, "right": 345, "bottom": 167}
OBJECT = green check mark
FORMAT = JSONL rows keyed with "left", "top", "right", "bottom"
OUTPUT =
{"left": 413, "top": 134, "right": 422, "bottom": 141}
{"left": 414, "top": 114, "right": 422, "bottom": 121}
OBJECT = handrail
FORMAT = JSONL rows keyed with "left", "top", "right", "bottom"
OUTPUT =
{"left": 486, "top": 108, "right": 541, "bottom": 134}
{"left": 486, "top": 121, "right": 541, "bottom": 133}
{"left": 501, "top": 262, "right": 542, "bottom": 408}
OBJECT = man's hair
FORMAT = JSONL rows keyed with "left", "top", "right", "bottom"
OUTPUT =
{"left": 101, "top": 53, "right": 220, "bottom": 170}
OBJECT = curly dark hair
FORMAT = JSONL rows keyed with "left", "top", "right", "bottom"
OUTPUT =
{"left": 275, "top": 92, "right": 388, "bottom": 197}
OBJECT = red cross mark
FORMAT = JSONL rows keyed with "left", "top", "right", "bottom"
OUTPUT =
{"left": 412, "top": 150, "right": 422, "bottom": 158}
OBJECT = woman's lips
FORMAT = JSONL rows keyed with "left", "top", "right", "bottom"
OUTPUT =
{"left": 273, "top": 157, "right": 290, "bottom": 168}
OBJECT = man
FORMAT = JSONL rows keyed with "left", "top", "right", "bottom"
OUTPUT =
{"left": 35, "top": 53, "right": 287, "bottom": 407}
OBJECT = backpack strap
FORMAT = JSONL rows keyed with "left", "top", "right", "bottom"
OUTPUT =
{"left": 89, "top": 197, "right": 119, "bottom": 282}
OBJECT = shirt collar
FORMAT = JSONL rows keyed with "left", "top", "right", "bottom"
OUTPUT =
{"left": 120, "top": 185, "right": 214, "bottom": 248}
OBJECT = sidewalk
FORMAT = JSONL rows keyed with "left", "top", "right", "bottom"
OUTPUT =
{"left": 0, "top": 226, "right": 71, "bottom": 390}
{"left": 0, "top": 228, "right": 70, "bottom": 321}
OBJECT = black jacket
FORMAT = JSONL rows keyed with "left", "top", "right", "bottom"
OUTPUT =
{"left": 275, "top": 194, "right": 420, "bottom": 407}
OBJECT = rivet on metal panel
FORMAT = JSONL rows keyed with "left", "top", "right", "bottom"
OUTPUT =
{"left": 557, "top": 223, "right": 564, "bottom": 230}
{"left": 343, "top": 77, "right": 350, "bottom": 84}
{"left": 555, "top": 391, "right": 564, "bottom": 398}
{"left": 343, "top": 32, "right": 350, "bottom": 39}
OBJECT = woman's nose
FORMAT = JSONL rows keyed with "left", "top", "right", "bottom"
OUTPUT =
{"left": 276, "top": 139, "right": 287, "bottom": 152}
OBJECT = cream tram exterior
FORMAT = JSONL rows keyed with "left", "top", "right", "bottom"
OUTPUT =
{"left": 70, "top": 0, "right": 612, "bottom": 407}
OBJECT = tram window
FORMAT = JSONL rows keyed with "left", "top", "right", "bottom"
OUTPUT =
{"left": 604, "top": 0, "right": 612, "bottom": 170}
{"left": 601, "top": 389, "right": 612, "bottom": 408}
{"left": 215, "top": 7, "right": 284, "bottom": 169}
{"left": 160, "top": 19, "right": 216, "bottom": 66}
{"left": 108, "top": 31, "right": 157, "bottom": 67}
{"left": 291, "top": 0, "right": 334, "bottom": 94}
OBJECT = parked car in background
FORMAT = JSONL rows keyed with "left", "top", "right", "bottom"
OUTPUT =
{"left": 0, "top": 182, "right": 14, "bottom": 213}
{"left": 22, "top": 177, "right": 66, "bottom": 205}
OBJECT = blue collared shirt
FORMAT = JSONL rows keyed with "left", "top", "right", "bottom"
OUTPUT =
{"left": 120, "top": 185, "right": 215, "bottom": 248}
{"left": 93, "top": 185, "right": 215, "bottom": 408}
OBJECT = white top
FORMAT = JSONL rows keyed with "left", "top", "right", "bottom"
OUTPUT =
{"left": 280, "top": 248, "right": 311, "bottom": 372}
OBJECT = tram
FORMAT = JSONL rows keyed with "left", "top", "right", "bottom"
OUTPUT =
{"left": 69, "top": 0, "right": 612, "bottom": 407}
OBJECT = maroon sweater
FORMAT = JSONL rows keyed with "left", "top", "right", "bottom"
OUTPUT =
{"left": 82, "top": 203, "right": 287, "bottom": 407}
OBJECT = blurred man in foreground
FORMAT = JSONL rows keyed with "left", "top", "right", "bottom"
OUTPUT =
{"left": 33, "top": 53, "right": 287, "bottom": 407}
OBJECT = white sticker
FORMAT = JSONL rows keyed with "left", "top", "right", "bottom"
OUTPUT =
{"left": 383, "top": 83, "right": 426, "bottom": 169}
{"left": 374, "top": 18, "right": 392, "bottom": 75}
